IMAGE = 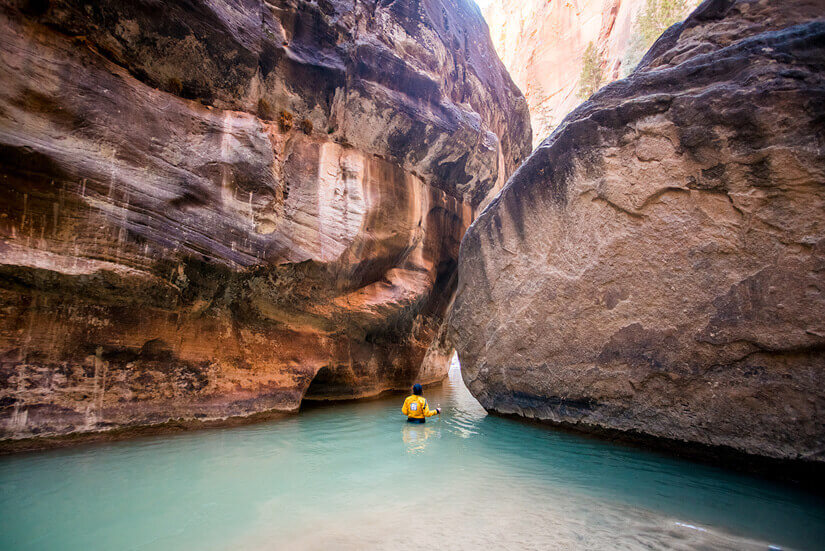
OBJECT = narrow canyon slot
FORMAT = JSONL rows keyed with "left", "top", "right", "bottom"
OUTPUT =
{"left": 1, "top": 0, "right": 823, "bottom": 549}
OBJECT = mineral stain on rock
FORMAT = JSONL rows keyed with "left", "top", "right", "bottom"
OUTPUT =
{"left": 0, "top": 0, "right": 531, "bottom": 440}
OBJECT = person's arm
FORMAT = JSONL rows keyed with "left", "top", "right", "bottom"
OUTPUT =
{"left": 423, "top": 399, "right": 440, "bottom": 417}
{"left": 402, "top": 398, "right": 410, "bottom": 416}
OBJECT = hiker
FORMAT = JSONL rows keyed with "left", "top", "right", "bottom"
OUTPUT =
{"left": 401, "top": 383, "right": 440, "bottom": 423}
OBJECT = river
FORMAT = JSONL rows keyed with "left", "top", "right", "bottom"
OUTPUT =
{"left": 1, "top": 358, "right": 824, "bottom": 550}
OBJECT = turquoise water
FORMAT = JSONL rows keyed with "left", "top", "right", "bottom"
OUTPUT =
{"left": 1, "top": 360, "right": 824, "bottom": 550}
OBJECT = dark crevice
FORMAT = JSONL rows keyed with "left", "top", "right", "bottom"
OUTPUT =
{"left": 302, "top": 365, "right": 348, "bottom": 401}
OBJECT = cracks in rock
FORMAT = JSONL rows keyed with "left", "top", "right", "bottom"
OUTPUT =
{"left": 726, "top": 339, "right": 825, "bottom": 361}
{"left": 716, "top": 188, "right": 746, "bottom": 218}
{"left": 586, "top": 190, "right": 646, "bottom": 220}
{"left": 586, "top": 182, "right": 755, "bottom": 224}
{"left": 636, "top": 186, "right": 690, "bottom": 211}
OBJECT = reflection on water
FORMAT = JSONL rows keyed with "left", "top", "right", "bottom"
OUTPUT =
{"left": 1, "top": 356, "right": 824, "bottom": 550}
{"left": 401, "top": 423, "right": 435, "bottom": 454}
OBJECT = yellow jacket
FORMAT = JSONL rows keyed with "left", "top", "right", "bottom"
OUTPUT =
{"left": 402, "top": 395, "right": 438, "bottom": 419}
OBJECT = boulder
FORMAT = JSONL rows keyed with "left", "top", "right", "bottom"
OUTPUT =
{"left": 451, "top": 0, "right": 825, "bottom": 462}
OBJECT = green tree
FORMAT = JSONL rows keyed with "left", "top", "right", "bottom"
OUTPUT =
{"left": 620, "top": 0, "right": 695, "bottom": 77}
{"left": 578, "top": 42, "right": 604, "bottom": 100}
{"left": 638, "top": 0, "right": 688, "bottom": 43}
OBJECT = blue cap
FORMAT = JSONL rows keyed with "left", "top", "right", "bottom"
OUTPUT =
{"left": 412, "top": 383, "right": 423, "bottom": 395}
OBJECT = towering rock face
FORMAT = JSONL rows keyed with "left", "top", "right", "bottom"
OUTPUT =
{"left": 482, "top": 0, "right": 644, "bottom": 146}
{"left": 451, "top": 0, "right": 825, "bottom": 462}
{"left": 0, "top": 0, "right": 530, "bottom": 439}
{"left": 482, "top": 0, "right": 699, "bottom": 147}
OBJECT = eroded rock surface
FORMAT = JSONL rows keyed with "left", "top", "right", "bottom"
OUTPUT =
{"left": 451, "top": 0, "right": 825, "bottom": 462}
{"left": 0, "top": 0, "right": 530, "bottom": 439}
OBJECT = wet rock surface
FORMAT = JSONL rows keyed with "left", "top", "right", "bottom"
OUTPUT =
{"left": 451, "top": 0, "right": 825, "bottom": 462}
{"left": 0, "top": 0, "right": 530, "bottom": 439}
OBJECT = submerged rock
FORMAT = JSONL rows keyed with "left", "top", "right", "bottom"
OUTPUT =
{"left": 0, "top": 0, "right": 530, "bottom": 439}
{"left": 451, "top": 0, "right": 825, "bottom": 462}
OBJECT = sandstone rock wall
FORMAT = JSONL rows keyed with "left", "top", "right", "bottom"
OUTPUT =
{"left": 0, "top": 0, "right": 531, "bottom": 439}
{"left": 482, "top": 0, "right": 706, "bottom": 147}
{"left": 451, "top": 0, "right": 825, "bottom": 462}
{"left": 482, "top": 0, "right": 646, "bottom": 146}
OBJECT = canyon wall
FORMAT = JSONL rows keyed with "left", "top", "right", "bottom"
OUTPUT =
{"left": 0, "top": 0, "right": 531, "bottom": 439}
{"left": 482, "top": 0, "right": 698, "bottom": 147}
{"left": 451, "top": 0, "right": 825, "bottom": 462}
